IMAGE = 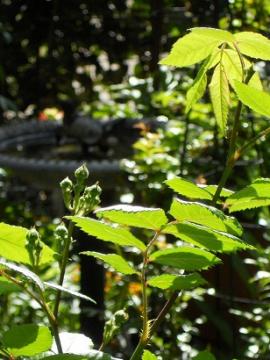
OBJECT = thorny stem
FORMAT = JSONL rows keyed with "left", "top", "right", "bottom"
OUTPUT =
{"left": 130, "top": 231, "right": 160, "bottom": 360}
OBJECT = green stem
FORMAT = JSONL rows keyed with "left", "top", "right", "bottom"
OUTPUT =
{"left": 130, "top": 232, "right": 160, "bottom": 360}
{"left": 53, "top": 220, "right": 74, "bottom": 318}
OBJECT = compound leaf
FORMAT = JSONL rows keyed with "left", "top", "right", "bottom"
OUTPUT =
{"left": 209, "top": 62, "right": 230, "bottom": 135}
{"left": 160, "top": 30, "right": 223, "bottom": 68}
{"left": 165, "top": 177, "right": 212, "bottom": 200}
{"left": 169, "top": 198, "right": 243, "bottom": 236}
{"left": 95, "top": 205, "right": 167, "bottom": 230}
{"left": 67, "top": 216, "right": 146, "bottom": 251}
{"left": 149, "top": 247, "right": 221, "bottom": 271}
{"left": 148, "top": 272, "right": 207, "bottom": 290}
{"left": 3, "top": 324, "right": 52, "bottom": 357}
{"left": 234, "top": 81, "right": 270, "bottom": 117}
{"left": 190, "top": 27, "right": 234, "bottom": 42}
{"left": 234, "top": 32, "right": 270, "bottom": 60}
{"left": 81, "top": 251, "right": 137, "bottom": 275}
{"left": 163, "top": 222, "right": 252, "bottom": 252}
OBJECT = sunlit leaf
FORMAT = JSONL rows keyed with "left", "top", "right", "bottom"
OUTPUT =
{"left": 234, "top": 32, "right": 270, "bottom": 60}
{"left": 234, "top": 81, "right": 270, "bottom": 117}
{"left": 148, "top": 273, "right": 207, "bottom": 290}
{"left": 0, "top": 223, "right": 55, "bottom": 265}
{"left": 81, "top": 251, "right": 138, "bottom": 275}
{"left": 209, "top": 62, "right": 230, "bottom": 135}
{"left": 149, "top": 247, "right": 221, "bottom": 271}
{"left": 169, "top": 198, "right": 243, "bottom": 236}
{"left": 200, "top": 184, "right": 234, "bottom": 198}
{"left": 160, "top": 30, "right": 223, "bottom": 68}
{"left": 165, "top": 177, "right": 212, "bottom": 200}
{"left": 142, "top": 350, "right": 158, "bottom": 360}
{"left": 163, "top": 222, "right": 252, "bottom": 252}
{"left": 95, "top": 205, "right": 168, "bottom": 230}
{"left": 190, "top": 27, "right": 234, "bottom": 42}
{"left": 44, "top": 282, "right": 96, "bottom": 303}
{"left": 67, "top": 216, "right": 146, "bottom": 251}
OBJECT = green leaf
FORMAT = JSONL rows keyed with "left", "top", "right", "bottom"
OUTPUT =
{"left": 81, "top": 252, "right": 138, "bottom": 275}
{"left": 142, "top": 350, "right": 158, "bottom": 360}
{"left": 159, "top": 30, "right": 223, "bottom": 68}
{"left": 44, "top": 282, "right": 96, "bottom": 303}
{"left": 185, "top": 58, "right": 208, "bottom": 113}
{"left": 0, "top": 222, "right": 55, "bottom": 265}
{"left": 226, "top": 178, "right": 270, "bottom": 212}
{"left": 193, "top": 350, "right": 216, "bottom": 360}
{"left": 200, "top": 185, "right": 234, "bottom": 198}
{"left": 165, "top": 177, "right": 213, "bottom": 200}
{"left": 163, "top": 222, "right": 251, "bottom": 252}
{"left": 209, "top": 62, "right": 230, "bottom": 135}
{"left": 234, "top": 81, "right": 270, "bottom": 117}
{"left": 0, "top": 258, "right": 44, "bottom": 291}
{"left": 148, "top": 273, "right": 207, "bottom": 290}
{"left": 0, "top": 276, "right": 20, "bottom": 295}
{"left": 169, "top": 198, "right": 243, "bottom": 236}
{"left": 234, "top": 32, "right": 270, "bottom": 60}
{"left": 248, "top": 71, "right": 263, "bottom": 91}
{"left": 67, "top": 216, "right": 146, "bottom": 251}
{"left": 95, "top": 205, "right": 168, "bottom": 230}
{"left": 149, "top": 247, "right": 221, "bottom": 271}
{"left": 222, "top": 49, "right": 243, "bottom": 87}
{"left": 190, "top": 27, "right": 234, "bottom": 42}
{"left": 3, "top": 324, "right": 52, "bottom": 357}
{"left": 43, "top": 353, "right": 121, "bottom": 360}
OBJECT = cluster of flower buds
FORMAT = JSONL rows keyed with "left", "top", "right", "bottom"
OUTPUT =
{"left": 54, "top": 223, "right": 69, "bottom": 257}
{"left": 26, "top": 228, "right": 43, "bottom": 269}
{"left": 60, "top": 164, "right": 102, "bottom": 216}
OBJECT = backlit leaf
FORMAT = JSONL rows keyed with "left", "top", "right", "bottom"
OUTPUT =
{"left": 67, "top": 216, "right": 146, "bottom": 251}
{"left": 190, "top": 27, "right": 234, "bottom": 42}
{"left": 95, "top": 205, "right": 168, "bottom": 230}
{"left": 159, "top": 30, "right": 223, "bottom": 68}
{"left": 3, "top": 324, "right": 52, "bottom": 357}
{"left": 163, "top": 222, "right": 252, "bottom": 252}
{"left": 148, "top": 273, "right": 207, "bottom": 290}
{"left": 165, "top": 177, "right": 212, "bottom": 200}
{"left": 149, "top": 247, "right": 221, "bottom": 271}
{"left": 0, "top": 223, "right": 55, "bottom": 265}
{"left": 234, "top": 81, "right": 270, "bottom": 117}
{"left": 234, "top": 32, "right": 270, "bottom": 60}
{"left": 169, "top": 198, "right": 243, "bottom": 236}
{"left": 209, "top": 62, "right": 230, "bottom": 135}
{"left": 200, "top": 184, "right": 234, "bottom": 198}
{"left": 81, "top": 252, "right": 137, "bottom": 275}
{"left": 226, "top": 178, "right": 270, "bottom": 212}
{"left": 248, "top": 71, "right": 263, "bottom": 90}
{"left": 142, "top": 350, "right": 158, "bottom": 360}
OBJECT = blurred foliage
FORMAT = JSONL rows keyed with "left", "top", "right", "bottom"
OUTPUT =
{"left": 2, "top": 1, "right": 270, "bottom": 359}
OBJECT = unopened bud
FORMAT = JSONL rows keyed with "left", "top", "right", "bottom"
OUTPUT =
{"left": 75, "top": 164, "right": 89, "bottom": 183}
{"left": 55, "top": 223, "right": 68, "bottom": 238}
{"left": 60, "top": 177, "right": 73, "bottom": 209}
{"left": 26, "top": 228, "right": 39, "bottom": 246}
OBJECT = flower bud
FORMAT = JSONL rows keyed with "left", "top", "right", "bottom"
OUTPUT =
{"left": 60, "top": 177, "right": 73, "bottom": 209}
{"left": 75, "top": 164, "right": 89, "bottom": 183}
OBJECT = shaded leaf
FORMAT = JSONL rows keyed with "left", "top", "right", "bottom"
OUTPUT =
{"left": 0, "top": 222, "right": 55, "bottom": 265}
{"left": 81, "top": 252, "right": 137, "bottom": 275}
{"left": 44, "top": 282, "right": 96, "bottom": 304}
{"left": 149, "top": 247, "right": 221, "bottom": 271}
{"left": 164, "top": 222, "right": 252, "bottom": 252}
{"left": 234, "top": 81, "right": 270, "bottom": 117}
{"left": 95, "top": 205, "right": 167, "bottom": 230}
{"left": 67, "top": 216, "right": 146, "bottom": 251}
{"left": 193, "top": 350, "right": 216, "bottom": 360}
{"left": 165, "top": 177, "right": 212, "bottom": 200}
{"left": 148, "top": 273, "right": 207, "bottom": 290}
{"left": 234, "top": 32, "right": 270, "bottom": 60}
{"left": 209, "top": 62, "right": 230, "bottom": 135}
{"left": 0, "top": 258, "right": 44, "bottom": 291}
{"left": 0, "top": 276, "right": 20, "bottom": 295}
{"left": 3, "top": 324, "right": 52, "bottom": 357}
{"left": 169, "top": 198, "right": 243, "bottom": 236}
